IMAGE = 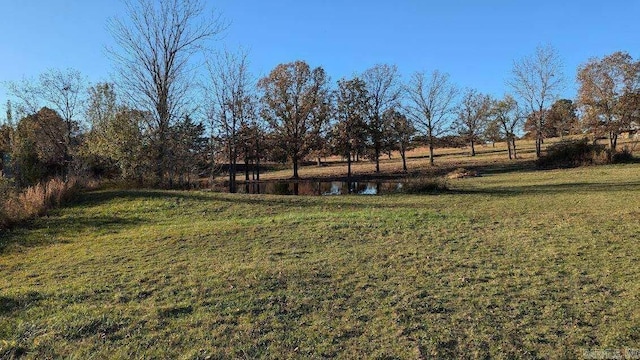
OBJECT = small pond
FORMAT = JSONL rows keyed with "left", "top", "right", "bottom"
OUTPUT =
{"left": 235, "top": 180, "right": 403, "bottom": 195}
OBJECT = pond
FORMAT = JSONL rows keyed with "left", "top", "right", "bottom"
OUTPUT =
{"left": 235, "top": 180, "right": 403, "bottom": 195}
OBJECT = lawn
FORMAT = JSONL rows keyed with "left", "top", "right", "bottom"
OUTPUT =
{"left": 1, "top": 163, "right": 639, "bottom": 359}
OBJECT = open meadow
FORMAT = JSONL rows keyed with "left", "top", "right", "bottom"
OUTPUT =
{"left": 1, "top": 140, "right": 639, "bottom": 358}
{"left": 3, "top": 1, "right": 640, "bottom": 358}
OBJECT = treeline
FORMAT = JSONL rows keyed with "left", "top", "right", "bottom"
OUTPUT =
{"left": 1, "top": 0, "right": 639, "bottom": 191}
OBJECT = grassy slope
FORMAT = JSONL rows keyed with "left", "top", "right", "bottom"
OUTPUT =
{"left": 1, "top": 164, "right": 639, "bottom": 359}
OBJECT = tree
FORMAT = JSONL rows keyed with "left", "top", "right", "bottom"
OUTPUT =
{"left": 577, "top": 51, "right": 640, "bottom": 151}
{"left": 508, "top": 44, "right": 565, "bottom": 158}
{"left": 6, "top": 68, "right": 87, "bottom": 175}
{"left": 490, "top": 95, "right": 523, "bottom": 159}
{"left": 454, "top": 89, "right": 492, "bottom": 156}
{"left": 384, "top": 108, "right": 415, "bottom": 172}
{"left": 236, "top": 119, "right": 265, "bottom": 184}
{"left": 82, "top": 84, "right": 149, "bottom": 182}
{"left": 406, "top": 70, "right": 458, "bottom": 165}
{"left": 5, "top": 100, "right": 13, "bottom": 127}
{"left": 108, "top": 0, "right": 226, "bottom": 184}
{"left": 101, "top": 108, "right": 148, "bottom": 182}
{"left": 258, "top": 61, "right": 329, "bottom": 179}
{"left": 308, "top": 96, "right": 333, "bottom": 167}
{"left": 333, "top": 77, "right": 370, "bottom": 182}
{"left": 86, "top": 83, "right": 117, "bottom": 131}
{"left": 167, "top": 115, "right": 207, "bottom": 186}
{"left": 546, "top": 99, "right": 579, "bottom": 138}
{"left": 207, "top": 49, "right": 256, "bottom": 192}
{"left": 362, "top": 64, "right": 401, "bottom": 173}
{"left": 11, "top": 108, "right": 67, "bottom": 185}
{"left": 82, "top": 83, "right": 120, "bottom": 177}
{"left": 484, "top": 118, "right": 503, "bottom": 147}
{"left": 1, "top": 101, "right": 14, "bottom": 176}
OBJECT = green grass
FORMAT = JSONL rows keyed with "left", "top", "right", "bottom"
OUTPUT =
{"left": 1, "top": 164, "right": 639, "bottom": 359}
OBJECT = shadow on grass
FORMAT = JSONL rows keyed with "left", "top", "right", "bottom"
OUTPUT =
{"left": 66, "top": 189, "right": 218, "bottom": 209}
{"left": 0, "top": 291, "right": 44, "bottom": 315}
{"left": 0, "top": 213, "right": 147, "bottom": 255}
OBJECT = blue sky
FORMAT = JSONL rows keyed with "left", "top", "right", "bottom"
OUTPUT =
{"left": 1, "top": 0, "right": 639, "bottom": 118}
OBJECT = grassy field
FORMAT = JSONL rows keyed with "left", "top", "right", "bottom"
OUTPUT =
{"left": 1, "top": 162, "right": 639, "bottom": 358}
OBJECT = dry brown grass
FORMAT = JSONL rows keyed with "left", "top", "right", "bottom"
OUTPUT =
{"left": 0, "top": 177, "right": 83, "bottom": 229}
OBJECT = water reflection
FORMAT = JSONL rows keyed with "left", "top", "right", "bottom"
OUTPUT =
{"left": 236, "top": 180, "right": 402, "bottom": 195}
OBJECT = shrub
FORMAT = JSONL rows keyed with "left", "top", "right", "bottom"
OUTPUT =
{"left": 537, "top": 138, "right": 607, "bottom": 168}
{"left": 612, "top": 147, "right": 636, "bottom": 163}
{"left": 0, "top": 176, "right": 15, "bottom": 228}
{"left": 401, "top": 176, "right": 449, "bottom": 194}
{"left": 0, "top": 177, "right": 82, "bottom": 230}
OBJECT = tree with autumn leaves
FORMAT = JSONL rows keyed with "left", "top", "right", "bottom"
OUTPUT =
{"left": 577, "top": 51, "right": 640, "bottom": 152}
{"left": 258, "top": 61, "right": 330, "bottom": 179}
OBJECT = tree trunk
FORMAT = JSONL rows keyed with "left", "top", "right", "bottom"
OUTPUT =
{"left": 156, "top": 137, "right": 166, "bottom": 185}
{"left": 244, "top": 154, "right": 249, "bottom": 181}
{"left": 228, "top": 140, "right": 236, "bottom": 193}
{"left": 210, "top": 141, "right": 216, "bottom": 185}
{"left": 512, "top": 138, "right": 518, "bottom": 159}
{"left": 428, "top": 133, "right": 435, "bottom": 166}
{"left": 255, "top": 137, "right": 260, "bottom": 181}
{"left": 375, "top": 148, "right": 380, "bottom": 173}
{"left": 292, "top": 156, "right": 299, "bottom": 179}
{"left": 470, "top": 140, "right": 476, "bottom": 156}
{"left": 507, "top": 139, "right": 513, "bottom": 160}
{"left": 401, "top": 146, "right": 407, "bottom": 172}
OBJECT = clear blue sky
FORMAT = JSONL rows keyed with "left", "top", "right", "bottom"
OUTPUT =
{"left": 2, "top": 0, "right": 639, "bottom": 118}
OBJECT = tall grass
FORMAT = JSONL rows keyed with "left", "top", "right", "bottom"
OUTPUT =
{"left": 0, "top": 177, "right": 83, "bottom": 229}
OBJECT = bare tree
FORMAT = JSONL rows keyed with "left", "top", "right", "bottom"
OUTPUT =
{"left": 405, "top": 70, "right": 458, "bottom": 166}
{"left": 107, "top": 0, "right": 226, "bottom": 184}
{"left": 577, "top": 51, "right": 640, "bottom": 152}
{"left": 258, "top": 61, "right": 330, "bottom": 179}
{"left": 508, "top": 44, "right": 565, "bottom": 158}
{"left": 454, "top": 89, "right": 492, "bottom": 156}
{"left": 207, "top": 49, "right": 255, "bottom": 193}
{"left": 362, "top": 64, "right": 401, "bottom": 173}
{"left": 490, "top": 95, "right": 524, "bottom": 159}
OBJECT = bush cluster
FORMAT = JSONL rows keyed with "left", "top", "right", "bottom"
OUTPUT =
{"left": 612, "top": 147, "right": 636, "bottom": 163}
{"left": 536, "top": 139, "right": 608, "bottom": 168}
{"left": 0, "top": 177, "right": 82, "bottom": 229}
{"left": 401, "top": 176, "right": 449, "bottom": 194}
